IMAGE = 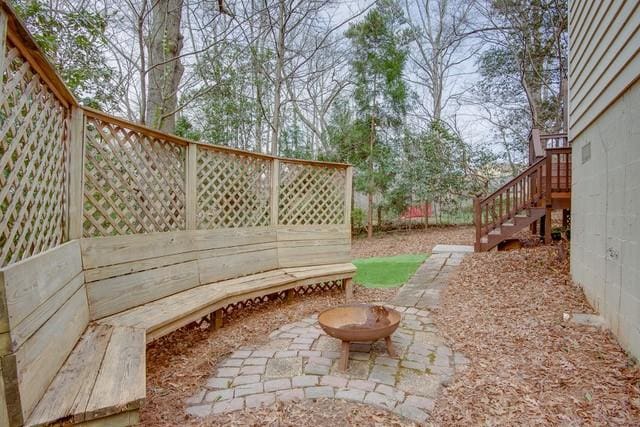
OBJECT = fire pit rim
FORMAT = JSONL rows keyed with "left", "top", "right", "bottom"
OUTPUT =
{"left": 317, "top": 303, "right": 401, "bottom": 342}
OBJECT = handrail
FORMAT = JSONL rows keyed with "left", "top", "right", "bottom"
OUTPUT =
{"left": 481, "top": 156, "right": 546, "bottom": 205}
{"left": 475, "top": 157, "right": 547, "bottom": 241}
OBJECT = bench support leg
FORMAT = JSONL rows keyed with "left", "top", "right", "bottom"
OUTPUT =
{"left": 286, "top": 288, "right": 296, "bottom": 302}
{"left": 213, "top": 309, "right": 223, "bottom": 330}
{"left": 344, "top": 278, "right": 354, "bottom": 302}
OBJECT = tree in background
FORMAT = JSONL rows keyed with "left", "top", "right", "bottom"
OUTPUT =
{"left": 13, "top": 0, "right": 119, "bottom": 109}
{"left": 145, "top": 0, "right": 185, "bottom": 133}
{"left": 474, "top": 0, "right": 568, "bottom": 170}
{"left": 345, "top": 0, "right": 409, "bottom": 238}
{"left": 401, "top": 120, "right": 495, "bottom": 223}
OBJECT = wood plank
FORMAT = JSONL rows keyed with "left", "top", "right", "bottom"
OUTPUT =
{"left": 0, "top": 241, "right": 82, "bottom": 334}
{"left": 276, "top": 225, "right": 350, "bottom": 241}
{"left": 191, "top": 227, "right": 277, "bottom": 251}
{"left": 76, "top": 410, "right": 139, "bottom": 427}
{"left": 0, "top": 364, "right": 9, "bottom": 427}
{"left": 278, "top": 243, "right": 351, "bottom": 268}
{"left": 185, "top": 143, "right": 197, "bottom": 230}
{"left": 10, "top": 272, "right": 84, "bottom": 351}
{"left": 68, "top": 107, "right": 85, "bottom": 239}
{"left": 100, "top": 271, "right": 294, "bottom": 335}
{"left": 282, "top": 263, "right": 357, "bottom": 279}
{"left": 198, "top": 248, "right": 278, "bottom": 285}
{"left": 271, "top": 159, "right": 279, "bottom": 225}
{"left": 84, "top": 327, "right": 145, "bottom": 422}
{"left": 84, "top": 252, "right": 196, "bottom": 283}
{"left": 344, "top": 166, "right": 353, "bottom": 229}
{"left": 25, "top": 325, "right": 113, "bottom": 427}
{"left": 81, "top": 232, "right": 195, "bottom": 269}
{"left": 13, "top": 287, "right": 89, "bottom": 421}
{"left": 87, "top": 260, "right": 199, "bottom": 320}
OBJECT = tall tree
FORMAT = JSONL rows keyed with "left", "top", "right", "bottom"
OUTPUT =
{"left": 474, "top": 0, "right": 568, "bottom": 166}
{"left": 345, "top": 0, "right": 409, "bottom": 238}
{"left": 403, "top": 0, "right": 477, "bottom": 122}
{"left": 145, "top": 0, "right": 185, "bottom": 133}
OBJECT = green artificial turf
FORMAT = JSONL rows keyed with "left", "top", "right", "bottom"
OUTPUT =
{"left": 352, "top": 254, "right": 428, "bottom": 288}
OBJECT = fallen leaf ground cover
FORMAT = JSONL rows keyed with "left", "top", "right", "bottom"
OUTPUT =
{"left": 351, "top": 226, "right": 474, "bottom": 259}
{"left": 431, "top": 246, "right": 640, "bottom": 425}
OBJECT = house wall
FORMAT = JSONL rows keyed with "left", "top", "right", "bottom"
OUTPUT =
{"left": 569, "top": 1, "right": 640, "bottom": 359}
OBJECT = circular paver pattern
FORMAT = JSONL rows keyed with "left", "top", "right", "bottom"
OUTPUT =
{"left": 185, "top": 303, "right": 469, "bottom": 423}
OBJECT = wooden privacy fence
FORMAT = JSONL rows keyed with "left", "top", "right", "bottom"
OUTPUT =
{"left": 0, "top": 5, "right": 352, "bottom": 268}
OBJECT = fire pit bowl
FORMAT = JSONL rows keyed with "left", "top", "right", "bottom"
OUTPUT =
{"left": 318, "top": 304, "right": 401, "bottom": 371}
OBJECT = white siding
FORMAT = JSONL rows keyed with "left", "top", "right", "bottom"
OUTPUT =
{"left": 569, "top": 0, "right": 640, "bottom": 138}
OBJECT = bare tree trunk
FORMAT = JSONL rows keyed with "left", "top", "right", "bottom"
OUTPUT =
{"left": 367, "top": 109, "right": 375, "bottom": 239}
{"left": 270, "top": 0, "right": 286, "bottom": 155}
{"left": 146, "top": 0, "right": 184, "bottom": 133}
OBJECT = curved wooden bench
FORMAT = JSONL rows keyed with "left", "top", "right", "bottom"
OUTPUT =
{"left": 0, "top": 225, "right": 354, "bottom": 426}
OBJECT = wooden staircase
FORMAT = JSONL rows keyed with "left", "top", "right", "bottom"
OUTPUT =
{"left": 474, "top": 132, "right": 571, "bottom": 252}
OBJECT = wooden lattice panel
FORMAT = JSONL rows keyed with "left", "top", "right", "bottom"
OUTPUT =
{"left": 197, "top": 148, "right": 271, "bottom": 229}
{"left": 83, "top": 117, "right": 186, "bottom": 236}
{"left": 0, "top": 40, "right": 69, "bottom": 267}
{"left": 278, "top": 162, "right": 346, "bottom": 225}
{"left": 221, "top": 280, "right": 344, "bottom": 316}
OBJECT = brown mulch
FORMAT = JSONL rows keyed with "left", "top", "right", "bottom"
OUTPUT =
{"left": 192, "top": 399, "right": 414, "bottom": 426}
{"left": 351, "top": 226, "right": 474, "bottom": 259}
{"left": 431, "top": 245, "right": 640, "bottom": 425}
{"left": 142, "top": 286, "right": 400, "bottom": 426}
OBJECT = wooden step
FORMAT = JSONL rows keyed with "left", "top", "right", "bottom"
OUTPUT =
{"left": 25, "top": 325, "right": 145, "bottom": 427}
{"left": 479, "top": 207, "right": 546, "bottom": 251}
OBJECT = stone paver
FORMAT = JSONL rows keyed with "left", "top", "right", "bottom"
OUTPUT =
{"left": 185, "top": 249, "right": 470, "bottom": 423}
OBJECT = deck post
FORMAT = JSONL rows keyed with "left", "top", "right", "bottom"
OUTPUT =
{"left": 68, "top": 107, "right": 85, "bottom": 240}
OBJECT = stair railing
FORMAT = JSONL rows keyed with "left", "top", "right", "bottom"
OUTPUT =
{"left": 474, "top": 157, "right": 547, "bottom": 250}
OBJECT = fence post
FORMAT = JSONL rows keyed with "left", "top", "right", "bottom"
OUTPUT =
{"left": 473, "top": 197, "right": 481, "bottom": 252}
{"left": 270, "top": 158, "right": 280, "bottom": 226}
{"left": 67, "top": 107, "right": 85, "bottom": 240}
{"left": 185, "top": 143, "right": 198, "bottom": 230}
{"left": 344, "top": 166, "right": 353, "bottom": 231}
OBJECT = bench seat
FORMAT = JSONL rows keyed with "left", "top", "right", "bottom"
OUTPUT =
{"left": 98, "top": 263, "right": 356, "bottom": 342}
{"left": 25, "top": 325, "right": 145, "bottom": 427}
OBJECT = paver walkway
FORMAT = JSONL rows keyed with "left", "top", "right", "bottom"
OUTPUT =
{"left": 185, "top": 247, "right": 472, "bottom": 423}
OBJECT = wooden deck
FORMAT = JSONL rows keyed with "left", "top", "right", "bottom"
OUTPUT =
{"left": 475, "top": 132, "right": 571, "bottom": 251}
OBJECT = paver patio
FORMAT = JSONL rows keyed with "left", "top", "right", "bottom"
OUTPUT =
{"left": 185, "top": 249, "right": 472, "bottom": 423}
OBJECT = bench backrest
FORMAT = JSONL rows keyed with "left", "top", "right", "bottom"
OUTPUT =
{"left": 82, "top": 225, "right": 350, "bottom": 320}
{"left": 0, "top": 241, "right": 88, "bottom": 425}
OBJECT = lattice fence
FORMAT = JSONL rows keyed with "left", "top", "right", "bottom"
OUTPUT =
{"left": 197, "top": 148, "right": 271, "bottom": 229}
{"left": 278, "top": 162, "right": 346, "bottom": 225}
{"left": 222, "top": 280, "right": 345, "bottom": 316}
{"left": 83, "top": 116, "right": 186, "bottom": 236}
{"left": 0, "top": 39, "right": 69, "bottom": 267}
